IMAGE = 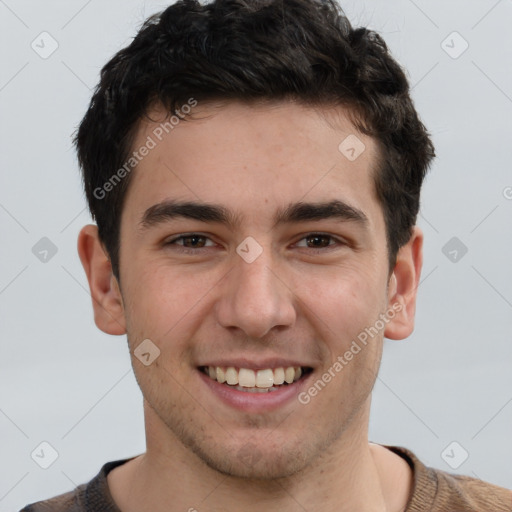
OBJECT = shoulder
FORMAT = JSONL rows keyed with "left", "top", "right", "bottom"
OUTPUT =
{"left": 19, "top": 486, "right": 86, "bottom": 512}
{"left": 434, "top": 469, "right": 512, "bottom": 511}
{"left": 19, "top": 458, "right": 134, "bottom": 512}
{"left": 384, "top": 445, "right": 512, "bottom": 512}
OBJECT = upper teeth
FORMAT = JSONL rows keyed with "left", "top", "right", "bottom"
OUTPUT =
{"left": 206, "top": 366, "right": 303, "bottom": 388}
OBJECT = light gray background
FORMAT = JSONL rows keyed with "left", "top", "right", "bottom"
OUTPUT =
{"left": 1, "top": 0, "right": 511, "bottom": 510}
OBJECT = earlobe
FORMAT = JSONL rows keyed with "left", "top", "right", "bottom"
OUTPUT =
{"left": 77, "top": 224, "right": 126, "bottom": 335}
{"left": 384, "top": 226, "right": 423, "bottom": 340}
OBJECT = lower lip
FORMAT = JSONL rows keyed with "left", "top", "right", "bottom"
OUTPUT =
{"left": 198, "top": 369, "right": 312, "bottom": 413}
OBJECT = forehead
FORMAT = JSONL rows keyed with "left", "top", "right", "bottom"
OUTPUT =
{"left": 123, "top": 100, "right": 383, "bottom": 231}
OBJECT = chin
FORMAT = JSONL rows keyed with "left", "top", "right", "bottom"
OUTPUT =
{"left": 174, "top": 427, "right": 311, "bottom": 480}
{"left": 201, "top": 446, "right": 309, "bottom": 480}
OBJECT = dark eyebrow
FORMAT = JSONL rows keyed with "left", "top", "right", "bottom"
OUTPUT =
{"left": 138, "top": 200, "right": 242, "bottom": 232}
{"left": 274, "top": 200, "right": 368, "bottom": 227}
{"left": 138, "top": 199, "right": 368, "bottom": 233}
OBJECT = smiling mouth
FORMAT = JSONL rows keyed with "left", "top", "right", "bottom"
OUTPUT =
{"left": 199, "top": 366, "right": 313, "bottom": 393}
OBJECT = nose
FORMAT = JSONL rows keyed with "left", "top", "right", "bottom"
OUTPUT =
{"left": 214, "top": 248, "right": 296, "bottom": 339}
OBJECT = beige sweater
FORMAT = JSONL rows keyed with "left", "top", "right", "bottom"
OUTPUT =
{"left": 21, "top": 445, "right": 512, "bottom": 511}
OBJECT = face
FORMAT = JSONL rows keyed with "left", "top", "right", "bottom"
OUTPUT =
{"left": 90, "top": 100, "right": 412, "bottom": 479}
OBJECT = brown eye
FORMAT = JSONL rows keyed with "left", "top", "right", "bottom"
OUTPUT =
{"left": 164, "top": 234, "right": 215, "bottom": 251}
{"left": 180, "top": 235, "right": 207, "bottom": 248}
{"left": 305, "top": 234, "right": 333, "bottom": 248}
{"left": 295, "top": 233, "right": 341, "bottom": 250}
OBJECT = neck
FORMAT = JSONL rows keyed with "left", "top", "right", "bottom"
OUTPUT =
{"left": 108, "top": 399, "right": 408, "bottom": 512}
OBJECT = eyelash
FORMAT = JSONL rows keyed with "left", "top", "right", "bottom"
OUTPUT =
{"left": 164, "top": 233, "right": 346, "bottom": 254}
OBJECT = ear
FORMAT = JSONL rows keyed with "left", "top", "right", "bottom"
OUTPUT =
{"left": 77, "top": 224, "right": 126, "bottom": 335}
{"left": 384, "top": 226, "right": 423, "bottom": 340}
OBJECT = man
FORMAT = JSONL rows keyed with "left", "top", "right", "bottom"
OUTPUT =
{"left": 21, "top": 0, "right": 512, "bottom": 510}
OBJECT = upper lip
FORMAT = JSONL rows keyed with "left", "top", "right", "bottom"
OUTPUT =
{"left": 197, "top": 358, "right": 313, "bottom": 370}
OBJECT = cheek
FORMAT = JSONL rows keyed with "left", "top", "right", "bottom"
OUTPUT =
{"left": 298, "top": 263, "right": 384, "bottom": 340}
{"left": 122, "top": 263, "right": 219, "bottom": 342}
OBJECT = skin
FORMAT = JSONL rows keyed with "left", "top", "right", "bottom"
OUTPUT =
{"left": 78, "top": 100, "right": 423, "bottom": 512}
